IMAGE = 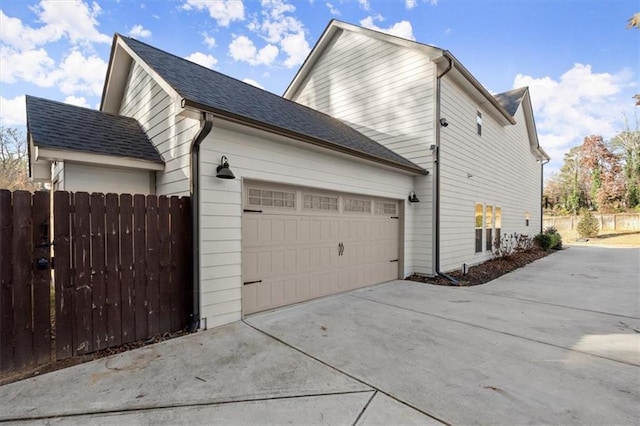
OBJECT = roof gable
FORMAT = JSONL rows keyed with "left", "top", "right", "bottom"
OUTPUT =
{"left": 26, "top": 95, "right": 162, "bottom": 163}
{"left": 285, "top": 20, "right": 516, "bottom": 126}
{"left": 115, "top": 35, "right": 426, "bottom": 175}
{"left": 494, "top": 87, "right": 527, "bottom": 117}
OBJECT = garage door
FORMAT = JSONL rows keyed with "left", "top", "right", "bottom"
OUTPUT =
{"left": 242, "top": 183, "right": 400, "bottom": 314}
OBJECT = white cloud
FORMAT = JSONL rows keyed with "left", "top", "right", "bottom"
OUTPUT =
{"left": 0, "top": 46, "right": 56, "bottom": 86}
{"left": 129, "top": 24, "right": 152, "bottom": 39}
{"left": 358, "top": 0, "right": 370, "bottom": 10}
{"left": 202, "top": 32, "right": 216, "bottom": 48}
{"left": 229, "top": 35, "right": 278, "bottom": 66}
{"left": 185, "top": 51, "right": 218, "bottom": 69}
{"left": 183, "top": 0, "right": 245, "bottom": 27}
{"left": 281, "top": 32, "right": 310, "bottom": 68}
{"left": 1, "top": 1, "right": 110, "bottom": 51}
{"left": 405, "top": 0, "right": 417, "bottom": 9}
{"left": 360, "top": 16, "right": 415, "bottom": 41}
{"left": 49, "top": 51, "right": 108, "bottom": 96}
{"left": 515, "top": 63, "right": 635, "bottom": 171}
{"left": 242, "top": 0, "right": 311, "bottom": 68}
{"left": 325, "top": 2, "right": 340, "bottom": 16}
{"left": 0, "top": 95, "right": 26, "bottom": 127}
{"left": 243, "top": 78, "right": 264, "bottom": 89}
{"left": 63, "top": 95, "right": 91, "bottom": 108}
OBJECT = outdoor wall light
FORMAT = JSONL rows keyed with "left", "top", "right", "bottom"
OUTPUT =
{"left": 216, "top": 155, "right": 236, "bottom": 179}
{"left": 408, "top": 191, "right": 420, "bottom": 203}
{"left": 525, "top": 211, "right": 530, "bottom": 227}
{"left": 439, "top": 118, "right": 449, "bottom": 127}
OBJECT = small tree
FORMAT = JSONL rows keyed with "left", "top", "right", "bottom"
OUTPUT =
{"left": 0, "top": 127, "right": 38, "bottom": 191}
{"left": 576, "top": 209, "right": 600, "bottom": 238}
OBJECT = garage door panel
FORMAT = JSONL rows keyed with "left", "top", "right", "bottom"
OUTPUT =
{"left": 243, "top": 185, "right": 400, "bottom": 315}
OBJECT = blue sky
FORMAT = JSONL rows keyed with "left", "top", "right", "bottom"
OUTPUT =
{"left": 0, "top": 0, "right": 638, "bottom": 176}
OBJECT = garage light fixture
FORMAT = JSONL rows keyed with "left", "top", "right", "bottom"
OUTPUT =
{"left": 408, "top": 191, "right": 420, "bottom": 203}
{"left": 216, "top": 155, "right": 236, "bottom": 179}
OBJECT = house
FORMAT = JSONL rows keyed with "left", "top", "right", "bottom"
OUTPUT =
{"left": 26, "top": 20, "right": 549, "bottom": 330}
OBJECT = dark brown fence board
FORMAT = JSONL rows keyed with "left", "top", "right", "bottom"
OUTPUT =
{"left": 133, "top": 194, "right": 148, "bottom": 341}
{"left": 54, "top": 191, "right": 73, "bottom": 360}
{"left": 2, "top": 190, "right": 191, "bottom": 376}
{"left": 0, "top": 190, "right": 15, "bottom": 372}
{"left": 120, "top": 194, "right": 135, "bottom": 344}
{"left": 158, "top": 197, "right": 171, "bottom": 333}
{"left": 31, "top": 191, "right": 51, "bottom": 365}
{"left": 73, "top": 192, "right": 92, "bottom": 355}
{"left": 170, "top": 197, "right": 185, "bottom": 329}
{"left": 105, "top": 194, "right": 121, "bottom": 348}
{"left": 12, "top": 191, "right": 34, "bottom": 370}
{"left": 146, "top": 195, "right": 160, "bottom": 336}
{"left": 90, "top": 193, "right": 107, "bottom": 351}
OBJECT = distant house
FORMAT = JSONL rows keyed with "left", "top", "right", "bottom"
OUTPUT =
{"left": 26, "top": 20, "right": 549, "bottom": 330}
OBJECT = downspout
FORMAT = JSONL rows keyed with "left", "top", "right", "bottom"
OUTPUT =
{"left": 188, "top": 109, "right": 214, "bottom": 332}
{"left": 540, "top": 157, "right": 550, "bottom": 233}
{"left": 433, "top": 52, "right": 458, "bottom": 284}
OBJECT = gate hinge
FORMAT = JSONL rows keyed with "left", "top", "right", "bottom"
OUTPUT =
{"left": 243, "top": 280, "right": 262, "bottom": 285}
{"left": 243, "top": 209, "right": 263, "bottom": 213}
{"left": 390, "top": 216, "right": 399, "bottom": 219}
{"left": 390, "top": 259, "right": 399, "bottom": 262}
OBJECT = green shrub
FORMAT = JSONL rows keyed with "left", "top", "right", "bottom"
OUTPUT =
{"left": 534, "top": 233, "right": 552, "bottom": 250}
{"left": 576, "top": 210, "right": 599, "bottom": 238}
{"left": 544, "top": 227, "right": 563, "bottom": 249}
{"left": 534, "top": 227, "right": 563, "bottom": 250}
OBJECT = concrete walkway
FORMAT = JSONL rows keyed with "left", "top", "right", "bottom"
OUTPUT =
{"left": 1, "top": 246, "right": 638, "bottom": 424}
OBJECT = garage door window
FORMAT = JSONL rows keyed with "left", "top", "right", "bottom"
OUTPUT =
{"left": 304, "top": 194, "right": 338, "bottom": 210}
{"left": 375, "top": 201, "right": 397, "bottom": 215}
{"left": 344, "top": 198, "right": 371, "bottom": 213}
{"left": 248, "top": 188, "right": 295, "bottom": 208}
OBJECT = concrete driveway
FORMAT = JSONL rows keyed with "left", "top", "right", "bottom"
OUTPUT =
{"left": 1, "top": 246, "right": 638, "bottom": 425}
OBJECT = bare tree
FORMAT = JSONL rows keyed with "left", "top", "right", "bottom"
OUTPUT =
{"left": 0, "top": 126, "right": 39, "bottom": 191}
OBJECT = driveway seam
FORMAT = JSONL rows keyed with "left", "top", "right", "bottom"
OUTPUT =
{"left": 351, "top": 390, "right": 377, "bottom": 426}
{"left": 0, "top": 390, "right": 375, "bottom": 423}
{"left": 351, "top": 294, "right": 640, "bottom": 368}
{"left": 242, "top": 320, "right": 451, "bottom": 426}
{"left": 457, "top": 288, "right": 640, "bottom": 320}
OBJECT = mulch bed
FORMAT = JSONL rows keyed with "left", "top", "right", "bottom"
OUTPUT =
{"left": 406, "top": 247, "right": 556, "bottom": 286}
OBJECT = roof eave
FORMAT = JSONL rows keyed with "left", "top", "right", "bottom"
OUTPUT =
{"left": 182, "top": 99, "right": 428, "bottom": 176}
{"left": 441, "top": 52, "right": 516, "bottom": 125}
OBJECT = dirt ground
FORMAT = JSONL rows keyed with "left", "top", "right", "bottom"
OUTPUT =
{"left": 565, "top": 231, "right": 640, "bottom": 247}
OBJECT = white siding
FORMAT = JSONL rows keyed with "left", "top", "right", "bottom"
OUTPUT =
{"left": 199, "top": 121, "right": 415, "bottom": 328}
{"left": 63, "top": 163, "right": 154, "bottom": 194}
{"left": 288, "top": 29, "right": 436, "bottom": 275}
{"left": 439, "top": 77, "right": 542, "bottom": 272}
{"left": 119, "top": 62, "right": 200, "bottom": 196}
{"left": 52, "top": 161, "right": 64, "bottom": 190}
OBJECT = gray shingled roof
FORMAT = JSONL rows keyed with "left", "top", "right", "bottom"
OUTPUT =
{"left": 119, "top": 35, "right": 426, "bottom": 174}
{"left": 26, "top": 95, "right": 162, "bottom": 163}
{"left": 494, "top": 87, "right": 527, "bottom": 117}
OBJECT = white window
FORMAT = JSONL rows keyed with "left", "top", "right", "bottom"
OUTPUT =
{"left": 374, "top": 201, "right": 397, "bottom": 215}
{"left": 344, "top": 198, "right": 371, "bottom": 213}
{"left": 475, "top": 203, "right": 483, "bottom": 253}
{"left": 495, "top": 207, "right": 502, "bottom": 248}
{"left": 248, "top": 188, "right": 295, "bottom": 208}
{"left": 304, "top": 194, "right": 338, "bottom": 211}
{"left": 485, "top": 205, "right": 493, "bottom": 251}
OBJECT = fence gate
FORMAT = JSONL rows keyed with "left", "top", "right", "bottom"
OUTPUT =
{"left": 1, "top": 190, "right": 191, "bottom": 377}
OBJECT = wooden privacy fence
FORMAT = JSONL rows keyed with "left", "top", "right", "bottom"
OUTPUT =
{"left": 543, "top": 213, "right": 640, "bottom": 234}
{"left": 0, "top": 190, "right": 192, "bottom": 375}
